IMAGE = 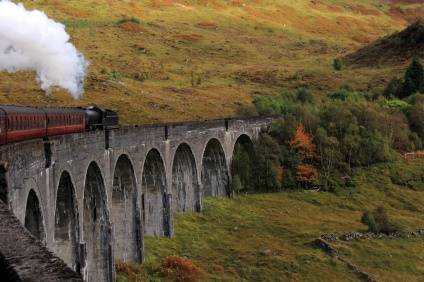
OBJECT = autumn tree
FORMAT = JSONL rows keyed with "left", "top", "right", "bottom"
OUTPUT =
{"left": 289, "top": 124, "right": 318, "bottom": 160}
{"left": 289, "top": 124, "right": 319, "bottom": 188}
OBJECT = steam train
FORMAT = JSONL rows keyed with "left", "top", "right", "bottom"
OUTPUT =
{"left": 0, "top": 105, "right": 119, "bottom": 145}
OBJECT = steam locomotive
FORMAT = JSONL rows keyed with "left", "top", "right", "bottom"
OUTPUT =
{"left": 0, "top": 105, "right": 119, "bottom": 145}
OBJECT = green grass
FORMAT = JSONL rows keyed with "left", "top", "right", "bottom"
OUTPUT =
{"left": 118, "top": 159, "right": 424, "bottom": 281}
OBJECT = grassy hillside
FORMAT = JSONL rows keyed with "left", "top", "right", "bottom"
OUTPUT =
{"left": 1, "top": 0, "right": 423, "bottom": 124}
{"left": 116, "top": 159, "right": 424, "bottom": 281}
{"left": 344, "top": 20, "right": 424, "bottom": 66}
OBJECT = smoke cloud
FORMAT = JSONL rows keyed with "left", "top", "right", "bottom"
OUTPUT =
{"left": 0, "top": 1, "right": 88, "bottom": 99}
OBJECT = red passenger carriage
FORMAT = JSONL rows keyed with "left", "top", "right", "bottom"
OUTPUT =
{"left": 0, "top": 106, "right": 46, "bottom": 145}
{"left": 44, "top": 108, "right": 85, "bottom": 136}
{"left": 0, "top": 105, "right": 118, "bottom": 146}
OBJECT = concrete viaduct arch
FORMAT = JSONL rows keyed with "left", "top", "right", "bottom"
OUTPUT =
{"left": 0, "top": 117, "right": 273, "bottom": 281}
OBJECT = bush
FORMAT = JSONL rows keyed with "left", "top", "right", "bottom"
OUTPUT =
{"left": 361, "top": 207, "right": 400, "bottom": 234}
{"left": 160, "top": 256, "right": 204, "bottom": 282}
{"left": 116, "top": 16, "right": 141, "bottom": 25}
{"left": 252, "top": 95, "right": 296, "bottom": 116}
{"left": 333, "top": 58, "right": 344, "bottom": 71}
{"left": 383, "top": 77, "right": 403, "bottom": 99}
{"left": 296, "top": 87, "right": 313, "bottom": 104}
{"left": 361, "top": 211, "right": 378, "bottom": 233}
{"left": 110, "top": 70, "right": 122, "bottom": 81}
{"left": 382, "top": 99, "right": 411, "bottom": 112}
{"left": 116, "top": 261, "right": 144, "bottom": 281}
{"left": 329, "top": 88, "right": 350, "bottom": 101}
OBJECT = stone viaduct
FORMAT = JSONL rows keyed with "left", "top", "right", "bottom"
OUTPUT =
{"left": 0, "top": 116, "right": 273, "bottom": 281}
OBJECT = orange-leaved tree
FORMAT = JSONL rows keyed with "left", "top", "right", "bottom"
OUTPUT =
{"left": 289, "top": 123, "right": 318, "bottom": 160}
{"left": 289, "top": 124, "right": 319, "bottom": 188}
{"left": 295, "top": 164, "right": 319, "bottom": 188}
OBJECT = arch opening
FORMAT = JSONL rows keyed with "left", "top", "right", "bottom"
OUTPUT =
{"left": 112, "top": 155, "right": 139, "bottom": 262}
{"left": 231, "top": 134, "right": 255, "bottom": 193}
{"left": 171, "top": 144, "right": 199, "bottom": 212}
{"left": 54, "top": 171, "right": 79, "bottom": 271}
{"left": 83, "top": 162, "right": 111, "bottom": 282}
{"left": 201, "top": 139, "right": 229, "bottom": 197}
{"left": 24, "top": 189, "right": 44, "bottom": 241}
{"left": 142, "top": 149, "right": 167, "bottom": 236}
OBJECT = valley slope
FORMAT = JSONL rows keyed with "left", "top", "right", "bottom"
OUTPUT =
{"left": 1, "top": 0, "right": 423, "bottom": 123}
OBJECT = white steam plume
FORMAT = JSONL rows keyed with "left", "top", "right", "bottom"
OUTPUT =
{"left": 0, "top": 1, "right": 88, "bottom": 99}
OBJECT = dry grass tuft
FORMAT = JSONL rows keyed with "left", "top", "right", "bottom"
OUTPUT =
{"left": 160, "top": 256, "right": 204, "bottom": 282}
{"left": 116, "top": 261, "right": 144, "bottom": 281}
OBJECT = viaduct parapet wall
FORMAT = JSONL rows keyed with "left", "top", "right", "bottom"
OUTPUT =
{"left": 0, "top": 116, "right": 273, "bottom": 281}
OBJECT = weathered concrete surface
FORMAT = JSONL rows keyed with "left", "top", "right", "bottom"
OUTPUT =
{"left": 0, "top": 116, "right": 273, "bottom": 281}
{"left": 0, "top": 201, "right": 82, "bottom": 281}
{"left": 142, "top": 149, "right": 167, "bottom": 236}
